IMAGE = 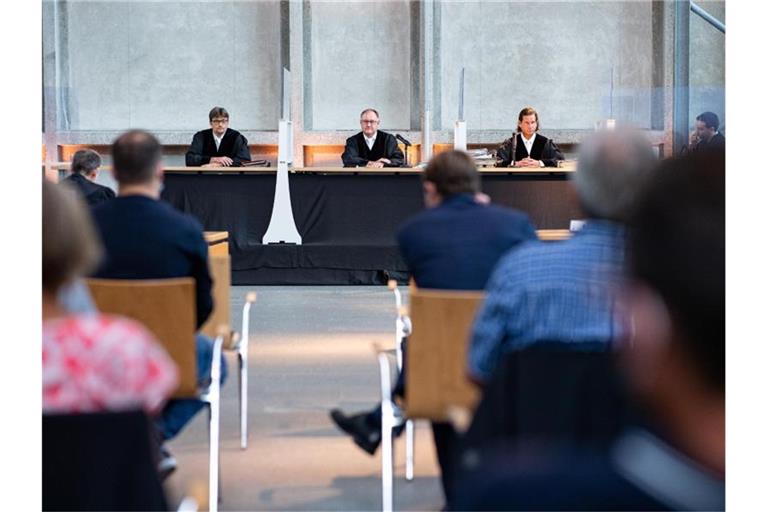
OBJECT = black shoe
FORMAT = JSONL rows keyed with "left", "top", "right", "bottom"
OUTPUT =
{"left": 157, "top": 445, "right": 177, "bottom": 482}
{"left": 330, "top": 409, "right": 381, "bottom": 455}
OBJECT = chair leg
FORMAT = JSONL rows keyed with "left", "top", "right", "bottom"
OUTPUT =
{"left": 208, "top": 335, "right": 224, "bottom": 512}
{"left": 405, "top": 419, "right": 415, "bottom": 481}
{"left": 239, "top": 352, "right": 248, "bottom": 450}
{"left": 378, "top": 353, "right": 395, "bottom": 512}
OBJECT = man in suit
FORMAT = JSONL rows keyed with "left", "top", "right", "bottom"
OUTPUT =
{"left": 185, "top": 106, "right": 251, "bottom": 167}
{"left": 688, "top": 111, "right": 726, "bottom": 153}
{"left": 61, "top": 149, "right": 115, "bottom": 207}
{"left": 331, "top": 150, "right": 538, "bottom": 504}
{"left": 453, "top": 150, "right": 724, "bottom": 512}
{"left": 341, "top": 108, "right": 405, "bottom": 168}
{"left": 92, "top": 130, "right": 227, "bottom": 455}
{"left": 495, "top": 107, "right": 564, "bottom": 168}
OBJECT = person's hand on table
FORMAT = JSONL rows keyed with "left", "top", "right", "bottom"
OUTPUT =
{"left": 209, "top": 156, "right": 234, "bottom": 167}
{"left": 377, "top": 158, "right": 391, "bottom": 165}
{"left": 517, "top": 157, "right": 543, "bottom": 168}
{"left": 366, "top": 161, "right": 385, "bottom": 168}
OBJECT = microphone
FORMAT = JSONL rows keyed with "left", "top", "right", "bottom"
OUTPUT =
{"left": 510, "top": 132, "right": 518, "bottom": 167}
{"left": 396, "top": 133, "right": 412, "bottom": 147}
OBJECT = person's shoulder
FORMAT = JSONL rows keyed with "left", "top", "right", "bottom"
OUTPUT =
{"left": 226, "top": 128, "right": 246, "bottom": 138}
{"left": 378, "top": 130, "right": 395, "bottom": 140}
{"left": 535, "top": 132, "right": 551, "bottom": 143}
{"left": 345, "top": 132, "right": 363, "bottom": 143}
{"left": 193, "top": 128, "right": 212, "bottom": 138}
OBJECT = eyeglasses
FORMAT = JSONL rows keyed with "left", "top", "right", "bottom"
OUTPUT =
{"left": 360, "top": 119, "right": 379, "bottom": 124}
{"left": 211, "top": 118, "right": 229, "bottom": 124}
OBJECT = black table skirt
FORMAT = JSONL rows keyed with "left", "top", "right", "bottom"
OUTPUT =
{"left": 162, "top": 173, "right": 578, "bottom": 285}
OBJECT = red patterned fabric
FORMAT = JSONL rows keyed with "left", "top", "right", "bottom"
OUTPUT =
{"left": 43, "top": 314, "right": 178, "bottom": 414}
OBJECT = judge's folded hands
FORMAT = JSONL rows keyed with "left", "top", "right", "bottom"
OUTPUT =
{"left": 514, "top": 157, "right": 542, "bottom": 167}
{"left": 366, "top": 157, "right": 391, "bottom": 168}
{"left": 203, "top": 156, "right": 234, "bottom": 167}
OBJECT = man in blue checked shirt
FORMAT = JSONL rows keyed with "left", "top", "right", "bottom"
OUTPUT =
{"left": 468, "top": 129, "right": 658, "bottom": 384}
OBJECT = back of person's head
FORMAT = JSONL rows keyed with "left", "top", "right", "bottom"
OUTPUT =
{"left": 111, "top": 130, "right": 162, "bottom": 186}
{"left": 209, "top": 106, "right": 229, "bottom": 121}
{"left": 628, "top": 150, "right": 724, "bottom": 394}
{"left": 574, "top": 128, "right": 657, "bottom": 222}
{"left": 42, "top": 180, "right": 102, "bottom": 294}
{"left": 70, "top": 149, "right": 102, "bottom": 176}
{"left": 696, "top": 111, "right": 720, "bottom": 131}
{"left": 423, "top": 150, "right": 480, "bottom": 198}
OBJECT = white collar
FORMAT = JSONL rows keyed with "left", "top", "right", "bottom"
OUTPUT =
{"left": 520, "top": 132, "right": 536, "bottom": 144}
{"left": 364, "top": 132, "right": 377, "bottom": 143}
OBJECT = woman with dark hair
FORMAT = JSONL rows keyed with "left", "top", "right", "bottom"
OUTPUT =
{"left": 495, "top": 107, "right": 564, "bottom": 168}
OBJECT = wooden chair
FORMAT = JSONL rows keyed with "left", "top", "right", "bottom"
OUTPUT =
{"left": 200, "top": 252, "right": 257, "bottom": 450}
{"left": 376, "top": 286, "right": 485, "bottom": 511}
{"left": 86, "top": 277, "right": 225, "bottom": 512}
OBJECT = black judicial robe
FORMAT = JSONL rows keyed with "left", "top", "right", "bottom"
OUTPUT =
{"left": 341, "top": 131, "right": 405, "bottom": 167}
{"left": 495, "top": 133, "right": 564, "bottom": 168}
{"left": 185, "top": 128, "right": 252, "bottom": 166}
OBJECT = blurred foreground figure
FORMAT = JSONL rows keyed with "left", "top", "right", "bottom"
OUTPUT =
{"left": 469, "top": 128, "right": 657, "bottom": 383}
{"left": 42, "top": 180, "right": 177, "bottom": 415}
{"left": 454, "top": 150, "right": 725, "bottom": 511}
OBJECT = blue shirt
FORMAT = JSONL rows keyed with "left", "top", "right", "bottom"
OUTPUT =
{"left": 468, "top": 220, "right": 626, "bottom": 381}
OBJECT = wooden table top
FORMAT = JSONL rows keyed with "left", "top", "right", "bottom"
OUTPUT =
{"left": 46, "top": 162, "right": 576, "bottom": 174}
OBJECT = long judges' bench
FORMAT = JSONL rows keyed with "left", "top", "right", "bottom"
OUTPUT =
{"left": 48, "top": 163, "right": 580, "bottom": 285}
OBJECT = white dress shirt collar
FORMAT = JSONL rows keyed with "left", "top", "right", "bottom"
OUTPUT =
{"left": 520, "top": 132, "right": 536, "bottom": 156}
{"left": 364, "top": 132, "right": 377, "bottom": 151}
{"left": 213, "top": 130, "right": 226, "bottom": 151}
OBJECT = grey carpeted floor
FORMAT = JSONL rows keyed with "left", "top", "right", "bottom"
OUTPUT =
{"left": 164, "top": 286, "right": 443, "bottom": 511}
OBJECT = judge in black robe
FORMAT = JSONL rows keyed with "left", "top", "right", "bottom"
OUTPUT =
{"left": 495, "top": 107, "right": 564, "bottom": 168}
{"left": 186, "top": 107, "right": 251, "bottom": 166}
{"left": 185, "top": 128, "right": 251, "bottom": 167}
{"left": 342, "top": 131, "right": 405, "bottom": 168}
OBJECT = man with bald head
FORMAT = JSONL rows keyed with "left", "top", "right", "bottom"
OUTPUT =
{"left": 341, "top": 108, "right": 405, "bottom": 168}
{"left": 469, "top": 129, "right": 658, "bottom": 383}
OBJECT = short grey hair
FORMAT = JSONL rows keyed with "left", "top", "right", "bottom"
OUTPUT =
{"left": 71, "top": 149, "right": 102, "bottom": 175}
{"left": 574, "top": 129, "right": 657, "bottom": 222}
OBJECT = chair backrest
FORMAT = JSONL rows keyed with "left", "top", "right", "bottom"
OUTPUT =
{"left": 462, "top": 342, "right": 631, "bottom": 450}
{"left": 404, "top": 288, "right": 485, "bottom": 420}
{"left": 86, "top": 278, "right": 198, "bottom": 398}
{"left": 200, "top": 254, "right": 231, "bottom": 342}
{"left": 43, "top": 410, "right": 168, "bottom": 511}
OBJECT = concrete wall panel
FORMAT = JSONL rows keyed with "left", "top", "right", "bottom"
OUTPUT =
{"left": 308, "top": 0, "right": 412, "bottom": 131}
{"left": 439, "top": 1, "right": 654, "bottom": 130}
{"left": 65, "top": 0, "right": 281, "bottom": 131}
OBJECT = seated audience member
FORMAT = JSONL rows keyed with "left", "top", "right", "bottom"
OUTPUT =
{"left": 185, "top": 106, "right": 252, "bottom": 167}
{"left": 331, "top": 150, "right": 538, "bottom": 503}
{"left": 341, "top": 108, "right": 405, "bottom": 168}
{"left": 470, "top": 129, "right": 656, "bottom": 384}
{"left": 687, "top": 111, "right": 726, "bottom": 153}
{"left": 43, "top": 180, "right": 178, "bottom": 415}
{"left": 495, "top": 107, "right": 564, "bottom": 168}
{"left": 453, "top": 150, "right": 724, "bottom": 511}
{"left": 61, "top": 149, "right": 116, "bottom": 207}
{"left": 92, "top": 130, "right": 227, "bottom": 443}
